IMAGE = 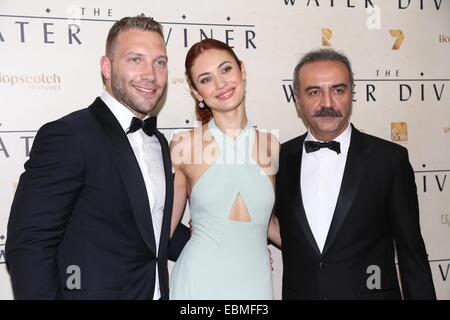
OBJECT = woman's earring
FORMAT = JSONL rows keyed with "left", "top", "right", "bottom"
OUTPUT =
{"left": 199, "top": 101, "right": 205, "bottom": 109}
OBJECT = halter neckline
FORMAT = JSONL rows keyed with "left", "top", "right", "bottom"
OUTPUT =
{"left": 208, "top": 118, "right": 255, "bottom": 164}
{"left": 208, "top": 118, "right": 252, "bottom": 140}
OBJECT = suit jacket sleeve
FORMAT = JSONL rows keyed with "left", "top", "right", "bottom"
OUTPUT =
{"left": 6, "top": 120, "right": 84, "bottom": 299}
{"left": 168, "top": 223, "right": 190, "bottom": 261}
{"left": 389, "top": 147, "right": 436, "bottom": 299}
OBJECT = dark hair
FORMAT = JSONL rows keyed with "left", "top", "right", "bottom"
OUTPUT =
{"left": 106, "top": 14, "right": 164, "bottom": 58}
{"left": 185, "top": 38, "right": 242, "bottom": 124}
{"left": 292, "top": 48, "right": 354, "bottom": 96}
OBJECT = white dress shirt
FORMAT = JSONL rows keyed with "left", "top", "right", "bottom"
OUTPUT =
{"left": 101, "top": 90, "right": 166, "bottom": 300}
{"left": 300, "top": 124, "right": 352, "bottom": 253}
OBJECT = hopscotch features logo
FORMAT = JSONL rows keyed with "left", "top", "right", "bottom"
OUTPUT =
{"left": 0, "top": 73, "right": 62, "bottom": 90}
{"left": 0, "top": 235, "right": 5, "bottom": 264}
{"left": 163, "top": 15, "right": 257, "bottom": 50}
{"left": 391, "top": 122, "right": 407, "bottom": 142}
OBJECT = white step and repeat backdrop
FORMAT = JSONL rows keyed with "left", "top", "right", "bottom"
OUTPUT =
{"left": 0, "top": 0, "right": 449, "bottom": 299}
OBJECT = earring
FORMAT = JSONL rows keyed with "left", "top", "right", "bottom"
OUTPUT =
{"left": 199, "top": 101, "right": 205, "bottom": 109}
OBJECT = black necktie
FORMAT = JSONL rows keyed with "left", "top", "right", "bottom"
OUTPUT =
{"left": 304, "top": 140, "right": 341, "bottom": 154}
{"left": 127, "top": 116, "right": 157, "bottom": 136}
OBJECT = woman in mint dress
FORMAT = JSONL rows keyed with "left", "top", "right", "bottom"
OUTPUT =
{"left": 169, "top": 39, "right": 281, "bottom": 300}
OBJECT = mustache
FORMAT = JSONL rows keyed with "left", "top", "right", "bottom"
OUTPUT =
{"left": 312, "top": 107, "right": 343, "bottom": 117}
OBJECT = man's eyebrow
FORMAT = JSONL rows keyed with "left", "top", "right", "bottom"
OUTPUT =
{"left": 304, "top": 85, "right": 320, "bottom": 92}
{"left": 155, "top": 54, "right": 168, "bottom": 60}
{"left": 304, "top": 83, "right": 348, "bottom": 91}
{"left": 331, "top": 83, "right": 347, "bottom": 89}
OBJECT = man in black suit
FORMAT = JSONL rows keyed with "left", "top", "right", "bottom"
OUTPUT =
{"left": 6, "top": 15, "right": 189, "bottom": 299}
{"left": 275, "top": 48, "right": 436, "bottom": 299}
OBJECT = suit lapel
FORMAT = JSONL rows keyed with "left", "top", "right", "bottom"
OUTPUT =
{"left": 322, "top": 125, "right": 368, "bottom": 255}
{"left": 89, "top": 98, "right": 157, "bottom": 255}
{"left": 287, "top": 134, "right": 321, "bottom": 256}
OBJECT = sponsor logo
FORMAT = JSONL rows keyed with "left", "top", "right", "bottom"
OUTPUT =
{"left": 322, "top": 28, "right": 332, "bottom": 46}
{"left": 391, "top": 122, "right": 408, "bottom": 142}
{"left": 389, "top": 29, "right": 405, "bottom": 50}
{"left": 0, "top": 73, "right": 62, "bottom": 90}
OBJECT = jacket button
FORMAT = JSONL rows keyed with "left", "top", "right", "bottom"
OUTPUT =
{"left": 319, "top": 262, "right": 327, "bottom": 269}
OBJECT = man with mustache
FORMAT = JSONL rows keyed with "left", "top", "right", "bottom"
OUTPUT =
{"left": 275, "top": 48, "right": 436, "bottom": 299}
{"left": 6, "top": 15, "right": 189, "bottom": 299}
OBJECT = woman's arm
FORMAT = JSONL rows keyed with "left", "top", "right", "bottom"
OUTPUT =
{"left": 170, "top": 132, "right": 189, "bottom": 238}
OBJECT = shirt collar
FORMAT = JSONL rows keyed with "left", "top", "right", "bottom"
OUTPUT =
{"left": 100, "top": 90, "right": 149, "bottom": 133}
{"left": 100, "top": 90, "right": 135, "bottom": 133}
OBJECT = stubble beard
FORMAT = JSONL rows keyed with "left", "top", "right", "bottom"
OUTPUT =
{"left": 110, "top": 74, "right": 165, "bottom": 117}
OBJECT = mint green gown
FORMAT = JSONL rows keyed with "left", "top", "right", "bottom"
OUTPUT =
{"left": 170, "top": 120, "right": 275, "bottom": 300}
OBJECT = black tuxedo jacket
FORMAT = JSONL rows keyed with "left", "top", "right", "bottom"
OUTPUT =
{"left": 276, "top": 124, "right": 436, "bottom": 300}
{"left": 6, "top": 98, "right": 189, "bottom": 299}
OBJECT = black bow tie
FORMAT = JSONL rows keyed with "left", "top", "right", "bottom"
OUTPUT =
{"left": 127, "top": 116, "right": 157, "bottom": 136}
{"left": 304, "top": 140, "right": 341, "bottom": 154}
